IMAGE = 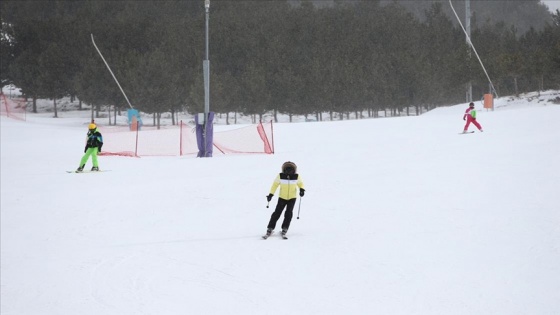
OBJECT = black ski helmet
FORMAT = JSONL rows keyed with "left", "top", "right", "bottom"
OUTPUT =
{"left": 282, "top": 161, "right": 297, "bottom": 174}
{"left": 469, "top": 102, "right": 475, "bottom": 107}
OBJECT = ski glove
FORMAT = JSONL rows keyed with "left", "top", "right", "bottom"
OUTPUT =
{"left": 267, "top": 194, "right": 273, "bottom": 202}
{"left": 299, "top": 189, "right": 305, "bottom": 197}
{"left": 84, "top": 145, "right": 88, "bottom": 153}
{"left": 463, "top": 117, "right": 466, "bottom": 121}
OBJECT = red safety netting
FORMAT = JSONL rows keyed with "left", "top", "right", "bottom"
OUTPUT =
{"left": 0, "top": 93, "right": 27, "bottom": 121}
{"left": 99, "top": 120, "right": 274, "bottom": 157}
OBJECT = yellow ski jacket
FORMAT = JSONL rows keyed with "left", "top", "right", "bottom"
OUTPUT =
{"left": 269, "top": 173, "right": 305, "bottom": 200}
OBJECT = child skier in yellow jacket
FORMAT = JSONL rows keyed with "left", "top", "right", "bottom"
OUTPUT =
{"left": 77, "top": 123, "right": 103, "bottom": 172}
{"left": 264, "top": 161, "right": 305, "bottom": 239}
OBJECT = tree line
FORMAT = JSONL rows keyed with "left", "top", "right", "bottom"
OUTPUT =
{"left": 1, "top": 0, "right": 559, "bottom": 124}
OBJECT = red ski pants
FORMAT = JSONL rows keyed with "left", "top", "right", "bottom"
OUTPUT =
{"left": 464, "top": 117, "right": 482, "bottom": 131}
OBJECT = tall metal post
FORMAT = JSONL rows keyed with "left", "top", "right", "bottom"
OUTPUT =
{"left": 449, "top": 0, "right": 498, "bottom": 100}
{"left": 202, "top": 0, "right": 211, "bottom": 157}
{"left": 465, "top": 0, "right": 472, "bottom": 103}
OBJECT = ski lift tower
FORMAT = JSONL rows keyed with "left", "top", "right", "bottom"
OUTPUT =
{"left": 466, "top": 0, "right": 473, "bottom": 103}
{"left": 449, "top": 0, "right": 498, "bottom": 107}
{"left": 196, "top": 0, "right": 214, "bottom": 157}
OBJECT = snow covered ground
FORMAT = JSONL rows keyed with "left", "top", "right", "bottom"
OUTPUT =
{"left": 1, "top": 91, "right": 560, "bottom": 315}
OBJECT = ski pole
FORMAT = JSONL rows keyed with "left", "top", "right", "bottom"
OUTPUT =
{"left": 266, "top": 201, "right": 270, "bottom": 208}
{"left": 296, "top": 198, "right": 302, "bottom": 219}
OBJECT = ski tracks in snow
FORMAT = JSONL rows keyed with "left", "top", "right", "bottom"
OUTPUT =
{"left": 88, "top": 248, "right": 260, "bottom": 314}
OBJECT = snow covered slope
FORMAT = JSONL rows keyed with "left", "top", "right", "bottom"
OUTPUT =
{"left": 1, "top": 91, "right": 559, "bottom": 315}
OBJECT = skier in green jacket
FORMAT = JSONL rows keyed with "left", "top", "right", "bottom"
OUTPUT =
{"left": 77, "top": 123, "right": 103, "bottom": 172}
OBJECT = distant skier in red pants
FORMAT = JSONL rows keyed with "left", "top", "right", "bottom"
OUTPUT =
{"left": 463, "top": 102, "right": 483, "bottom": 133}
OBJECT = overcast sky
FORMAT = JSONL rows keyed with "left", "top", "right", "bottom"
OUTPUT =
{"left": 543, "top": 0, "right": 560, "bottom": 12}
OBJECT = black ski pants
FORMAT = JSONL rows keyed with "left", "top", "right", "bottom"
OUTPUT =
{"left": 267, "top": 198, "right": 296, "bottom": 231}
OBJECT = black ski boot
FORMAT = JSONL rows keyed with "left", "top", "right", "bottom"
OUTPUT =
{"left": 262, "top": 228, "right": 273, "bottom": 239}
{"left": 76, "top": 165, "right": 85, "bottom": 172}
{"left": 91, "top": 166, "right": 99, "bottom": 172}
{"left": 281, "top": 229, "right": 288, "bottom": 239}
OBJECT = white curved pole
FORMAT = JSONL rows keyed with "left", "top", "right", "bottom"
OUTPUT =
{"left": 91, "top": 34, "right": 134, "bottom": 109}
{"left": 449, "top": 0, "right": 498, "bottom": 98}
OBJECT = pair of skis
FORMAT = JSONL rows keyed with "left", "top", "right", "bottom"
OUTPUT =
{"left": 262, "top": 231, "right": 288, "bottom": 240}
{"left": 66, "top": 170, "right": 110, "bottom": 173}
